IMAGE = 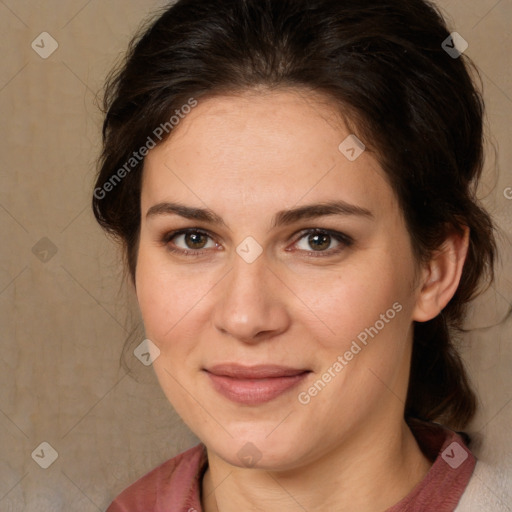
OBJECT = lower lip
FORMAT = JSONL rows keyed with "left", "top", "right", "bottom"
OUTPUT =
{"left": 205, "top": 371, "right": 310, "bottom": 405}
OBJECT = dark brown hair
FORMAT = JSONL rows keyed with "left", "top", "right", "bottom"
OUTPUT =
{"left": 93, "top": 0, "right": 496, "bottom": 429}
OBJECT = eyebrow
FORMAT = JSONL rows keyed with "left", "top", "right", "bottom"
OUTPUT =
{"left": 145, "top": 200, "right": 374, "bottom": 228}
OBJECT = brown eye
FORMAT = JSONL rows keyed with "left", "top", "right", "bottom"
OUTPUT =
{"left": 293, "top": 229, "right": 354, "bottom": 256}
{"left": 183, "top": 231, "right": 209, "bottom": 249}
{"left": 307, "top": 233, "right": 332, "bottom": 251}
{"left": 164, "top": 229, "right": 217, "bottom": 253}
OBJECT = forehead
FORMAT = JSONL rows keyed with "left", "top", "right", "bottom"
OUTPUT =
{"left": 150, "top": 89, "right": 348, "bottom": 167}
{"left": 141, "top": 89, "right": 395, "bottom": 219}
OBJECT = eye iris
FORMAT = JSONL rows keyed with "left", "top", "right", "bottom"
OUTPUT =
{"left": 186, "top": 232, "right": 208, "bottom": 249}
{"left": 308, "top": 233, "right": 331, "bottom": 251}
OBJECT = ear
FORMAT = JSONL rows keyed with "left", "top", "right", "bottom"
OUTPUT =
{"left": 412, "top": 227, "right": 470, "bottom": 322}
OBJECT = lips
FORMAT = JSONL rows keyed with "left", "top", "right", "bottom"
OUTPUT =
{"left": 206, "top": 364, "right": 309, "bottom": 379}
{"left": 204, "top": 364, "right": 311, "bottom": 405}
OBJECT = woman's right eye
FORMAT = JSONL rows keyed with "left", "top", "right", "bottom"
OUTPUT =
{"left": 162, "top": 229, "right": 220, "bottom": 255}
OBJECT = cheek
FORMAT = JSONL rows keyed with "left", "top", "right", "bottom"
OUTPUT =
{"left": 135, "top": 244, "right": 219, "bottom": 353}
{"left": 289, "top": 256, "right": 412, "bottom": 349}
{"left": 292, "top": 270, "right": 412, "bottom": 418}
{"left": 135, "top": 246, "right": 185, "bottom": 340}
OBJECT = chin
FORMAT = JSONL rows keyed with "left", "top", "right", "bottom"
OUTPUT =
{"left": 205, "top": 428, "right": 312, "bottom": 471}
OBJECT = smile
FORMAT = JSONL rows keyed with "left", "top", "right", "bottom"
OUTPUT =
{"left": 203, "top": 364, "right": 311, "bottom": 405}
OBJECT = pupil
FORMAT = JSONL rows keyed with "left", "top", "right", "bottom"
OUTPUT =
{"left": 309, "top": 233, "right": 330, "bottom": 251}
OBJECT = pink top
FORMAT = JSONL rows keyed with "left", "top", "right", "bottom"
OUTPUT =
{"left": 106, "top": 421, "right": 475, "bottom": 511}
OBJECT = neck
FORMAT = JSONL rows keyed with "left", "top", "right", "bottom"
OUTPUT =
{"left": 202, "top": 417, "right": 432, "bottom": 512}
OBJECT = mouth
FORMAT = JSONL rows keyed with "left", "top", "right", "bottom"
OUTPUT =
{"left": 203, "top": 364, "right": 312, "bottom": 405}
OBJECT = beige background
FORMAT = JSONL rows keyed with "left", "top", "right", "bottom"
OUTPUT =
{"left": 0, "top": 0, "right": 510, "bottom": 510}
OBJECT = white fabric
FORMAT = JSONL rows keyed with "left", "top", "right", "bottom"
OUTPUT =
{"left": 456, "top": 461, "right": 512, "bottom": 511}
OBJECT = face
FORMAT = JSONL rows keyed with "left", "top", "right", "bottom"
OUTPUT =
{"left": 136, "top": 89, "right": 422, "bottom": 470}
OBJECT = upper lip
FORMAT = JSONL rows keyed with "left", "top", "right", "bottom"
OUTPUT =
{"left": 205, "top": 364, "right": 310, "bottom": 379}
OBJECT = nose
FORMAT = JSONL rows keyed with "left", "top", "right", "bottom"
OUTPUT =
{"left": 211, "top": 252, "right": 291, "bottom": 344}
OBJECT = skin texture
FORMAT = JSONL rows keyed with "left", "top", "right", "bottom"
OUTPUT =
{"left": 135, "top": 89, "right": 469, "bottom": 511}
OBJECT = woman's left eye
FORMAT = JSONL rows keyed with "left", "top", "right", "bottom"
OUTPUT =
{"left": 292, "top": 229, "right": 353, "bottom": 256}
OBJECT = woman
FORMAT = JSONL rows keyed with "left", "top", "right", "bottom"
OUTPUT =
{"left": 92, "top": 0, "right": 496, "bottom": 510}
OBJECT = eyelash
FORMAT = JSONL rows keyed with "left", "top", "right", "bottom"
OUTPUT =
{"left": 160, "top": 228, "right": 354, "bottom": 258}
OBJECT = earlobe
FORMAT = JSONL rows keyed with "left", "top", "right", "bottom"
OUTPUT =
{"left": 412, "top": 227, "right": 470, "bottom": 322}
